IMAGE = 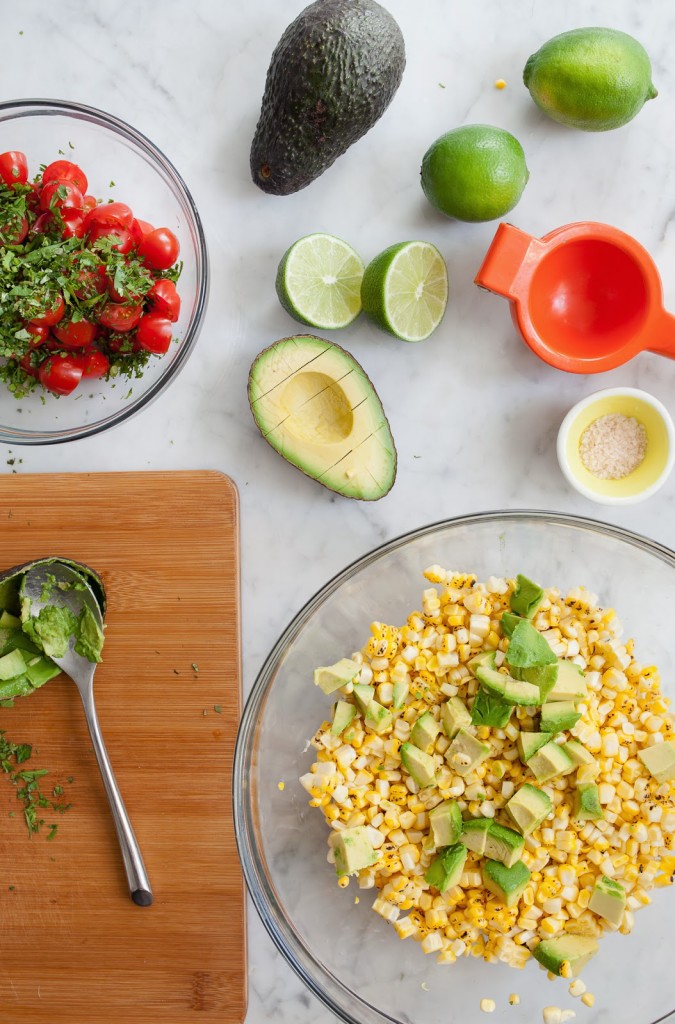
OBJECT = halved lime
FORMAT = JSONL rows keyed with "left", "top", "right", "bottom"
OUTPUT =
{"left": 360, "top": 241, "right": 449, "bottom": 342}
{"left": 276, "top": 233, "right": 365, "bottom": 330}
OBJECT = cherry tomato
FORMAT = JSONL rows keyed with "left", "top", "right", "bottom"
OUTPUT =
{"left": 61, "top": 209, "right": 86, "bottom": 238}
{"left": 19, "top": 352, "right": 41, "bottom": 379}
{"left": 0, "top": 151, "right": 28, "bottom": 187}
{"left": 24, "top": 322, "right": 50, "bottom": 345}
{"left": 106, "top": 334, "right": 138, "bottom": 355}
{"left": 73, "top": 260, "right": 107, "bottom": 300}
{"left": 136, "top": 313, "right": 173, "bottom": 354}
{"left": 148, "top": 279, "right": 181, "bottom": 322}
{"left": 130, "top": 218, "right": 153, "bottom": 248}
{"left": 39, "top": 354, "right": 83, "bottom": 395}
{"left": 29, "top": 293, "right": 66, "bottom": 328}
{"left": 84, "top": 202, "right": 134, "bottom": 232}
{"left": 42, "top": 160, "right": 88, "bottom": 194}
{"left": 139, "top": 227, "right": 180, "bottom": 270}
{"left": 77, "top": 348, "right": 110, "bottom": 379}
{"left": 82, "top": 194, "right": 97, "bottom": 215}
{"left": 39, "top": 178, "right": 84, "bottom": 214}
{"left": 52, "top": 319, "right": 97, "bottom": 349}
{"left": 97, "top": 302, "right": 143, "bottom": 332}
{"left": 87, "top": 222, "right": 133, "bottom": 255}
{"left": 0, "top": 215, "right": 28, "bottom": 245}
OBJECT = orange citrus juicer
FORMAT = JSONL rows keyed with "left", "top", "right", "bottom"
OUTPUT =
{"left": 474, "top": 221, "right": 675, "bottom": 373}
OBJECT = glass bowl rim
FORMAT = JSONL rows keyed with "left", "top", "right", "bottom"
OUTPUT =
{"left": 233, "top": 508, "right": 675, "bottom": 1024}
{"left": 0, "top": 97, "right": 209, "bottom": 445}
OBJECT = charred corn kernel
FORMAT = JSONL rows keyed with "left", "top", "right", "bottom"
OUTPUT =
{"left": 509, "top": 994, "right": 520, "bottom": 1005}
{"left": 560, "top": 960, "right": 572, "bottom": 979}
{"left": 338, "top": 876, "right": 350, "bottom": 889}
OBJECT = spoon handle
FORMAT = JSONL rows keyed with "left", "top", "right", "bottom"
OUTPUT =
{"left": 78, "top": 682, "right": 153, "bottom": 907}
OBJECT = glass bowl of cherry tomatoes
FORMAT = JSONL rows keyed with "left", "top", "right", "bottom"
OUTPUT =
{"left": 0, "top": 98, "right": 208, "bottom": 444}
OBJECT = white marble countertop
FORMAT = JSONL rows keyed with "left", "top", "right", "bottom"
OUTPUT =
{"left": 3, "top": 1, "right": 675, "bottom": 1020}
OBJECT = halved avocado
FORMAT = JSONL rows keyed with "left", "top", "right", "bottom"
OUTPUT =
{"left": 248, "top": 335, "right": 397, "bottom": 500}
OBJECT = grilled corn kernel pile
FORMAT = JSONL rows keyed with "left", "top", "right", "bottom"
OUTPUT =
{"left": 300, "top": 568, "right": 675, "bottom": 970}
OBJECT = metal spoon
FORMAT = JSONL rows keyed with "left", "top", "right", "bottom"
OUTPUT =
{"left": 21, "top": 562, "right": 153, "bottom": 907}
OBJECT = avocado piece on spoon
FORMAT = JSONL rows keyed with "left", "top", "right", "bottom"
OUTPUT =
{"left": 248, "top": 335, "right": 397, "bottom": 500}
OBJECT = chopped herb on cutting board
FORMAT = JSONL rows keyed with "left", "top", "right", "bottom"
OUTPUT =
{"left": 0, "top": 729, "right": 72, "bottom": 837}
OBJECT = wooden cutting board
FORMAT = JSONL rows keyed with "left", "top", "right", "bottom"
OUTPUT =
{"left": 0, "top": 471, "right": 246, "bottom": 1024}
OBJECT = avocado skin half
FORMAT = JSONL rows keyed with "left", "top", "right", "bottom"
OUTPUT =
{"left": 250, "top": 0, "right": 406, "bottom": 195}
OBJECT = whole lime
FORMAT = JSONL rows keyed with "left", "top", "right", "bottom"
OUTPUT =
{"left": 524, "top": 27, "right": 657, "bottom": 131}
{"left": 421, "top": 125, "right": 529, "bottom": 223}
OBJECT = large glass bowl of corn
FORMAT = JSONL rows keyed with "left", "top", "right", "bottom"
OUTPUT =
{"left": 234, "top": 512, "right": 674, "bottom": 1024}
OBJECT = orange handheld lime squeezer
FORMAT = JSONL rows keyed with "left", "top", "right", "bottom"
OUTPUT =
{"left": 474, "top": 221, "right": 675, "bottom": 374}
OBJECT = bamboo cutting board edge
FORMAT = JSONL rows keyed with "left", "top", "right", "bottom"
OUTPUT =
{"left": 0, "top": 470, "right": 247, "bottom": 1024}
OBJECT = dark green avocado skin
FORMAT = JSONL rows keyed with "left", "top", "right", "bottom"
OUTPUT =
{"left": 250, "top": 0, "right": 405, "bottom": 195}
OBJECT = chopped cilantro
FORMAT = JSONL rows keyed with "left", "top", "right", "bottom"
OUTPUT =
{"left": 0, "top": 729, "right": 72, "bottom": 838}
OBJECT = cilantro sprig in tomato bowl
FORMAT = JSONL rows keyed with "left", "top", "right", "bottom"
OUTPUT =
{"left": 0, "top": 151, "right": 183, "bottom": 398}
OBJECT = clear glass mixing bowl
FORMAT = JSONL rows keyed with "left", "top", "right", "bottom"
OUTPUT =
{"left": 0, "top": 98, "right": 208, "bottom": 444}
{"left": 234, "top": 511, "right": 675, "bottom": 1024}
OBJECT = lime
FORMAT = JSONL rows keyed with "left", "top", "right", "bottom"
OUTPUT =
{"left": 361, "top": 241, "right": 448, "bottom": 342}
{"left": 276, "top": 233, "right": 364, "bottom": 329}
{"left": 420, "top": 125, "right": 529, "bottom": 223}
{"left": 524, "top": 27, "right": 657, "bottom": 132}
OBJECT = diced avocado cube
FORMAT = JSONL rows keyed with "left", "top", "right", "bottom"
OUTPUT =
{"left": 502, "top": 678, "right": 541, "bottom": 707}
{"left": 401, "top": 742, "right": 437, "bottom": 788}
{"left": 314, "top": 658, "right": 360, "bottom": 695}
{"left": 500, "top": 611, "right": 523, "bottom": 639}
{"left": 331, "top": 700, "right": 358, "bottom": 736}
{"left": 547, "top": 660, "right": 587, "bottom": 703}
{"left": 441, "top": 697, "right": 472, "bottom": 739}
{"left": 540, "top": 701, "right": 582, "bottom": 733}
{"left": 517, "top": 731, "right": 551, "bottom": 763}
{"left": 561, "top": 739, "right": 596, "bottom": 768}
{"left": 468, "top": 650, "right": 496, "bottom": 673}
{"left": 527, "top": 741, "right": 574, "bottom": 783}
{"left": 506, "top": 620, "right": 557, "bottom": 670}
{"left": 460, "top": 817, "right": 492, "bottom": 855}
{"left": 510, "top": 574, "right": 545, "bottom": 619}
{"left": 2, "top": 628, "right": 42, "bottom": 658}
{"left": 411, "top": 710, "right": 441, "bottom": 752}
{"left": 475, "top": 665, "right": 508, "bottom": 697}
{"left": 365, "top": 700, "right": 393, "bottom": 735}
{"left": 483, "top": 858, "right": 531, "bottom": 907}
{"left": 505, "top": 783, "right": 552, "bottom": 836}
{"left": 446, "top": 729, "right": 490, "bottom": 777}
{"left": 333, "top": 826, "right": 378, "bottom": 877}
{"left": 0, "top": 648, "right": 27, "bottom": 681}
{"left": 0, "top": 610, "right": 21, "bottom": 630}
{"left": 392, "top": 679, "right": 409, "bottom": 709}
{"left": 512, "top": 662, "right": 559, "bottom": 701}
{"left": 352, "top": 682, "right": 375, "bottom": 714}
{"left": 638, "top": 741, "right": 675, "bottom": 783}
{"left": 588, "top": 875, "right": 626, "bottom": 927}
{"left": 0, "top": 577, "right": 20, "bottom": 616}
{"left": 483, "top": 821, "right": 525, "bottom": 868}
{"left": 25, "top": 656, "right": 61, "bottom": 689}
{"left": 471, "top": 685, "right": 513, "bottom": 728}
{"left": 533, "top": 935, "right": 599, "bottom": 977}
{"left": 424, "top": 842, "right": 467, "bottom": 892}
{"left": 573, "top": 783, "right": 603, "bottom": 821}
{"left": 429, "top": 799, "right": 462, "bottom": 847}
{"left": 0, "top": 674, "right": 32, "bottom": 700}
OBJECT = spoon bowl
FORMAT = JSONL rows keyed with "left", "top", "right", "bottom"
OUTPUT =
{"left": 21, "top": 561, "right": 153, "bottom": 907}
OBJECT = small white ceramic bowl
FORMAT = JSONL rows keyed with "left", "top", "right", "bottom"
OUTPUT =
{"left": 557, "top": 387, "right": 675, "bottom": 505}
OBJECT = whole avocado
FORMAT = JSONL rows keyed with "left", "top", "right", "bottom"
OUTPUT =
{"left": 250, "top": 0, "right": 405, "bottom": 195}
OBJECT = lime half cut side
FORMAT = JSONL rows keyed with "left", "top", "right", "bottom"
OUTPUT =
{"left": 276, "top": 233, "right": 365, "bottom": 330}
{"left": 361, "top": 241, "right": 449, "bottom": 342}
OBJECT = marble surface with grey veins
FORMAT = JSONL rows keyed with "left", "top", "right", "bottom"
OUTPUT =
{"left": 2, "top": 0, "right": 675, "bottom": 1021}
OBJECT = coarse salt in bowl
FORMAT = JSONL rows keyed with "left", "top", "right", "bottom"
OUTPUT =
{"left": 557, "top": 388, "right": 675, "bottom": 505}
